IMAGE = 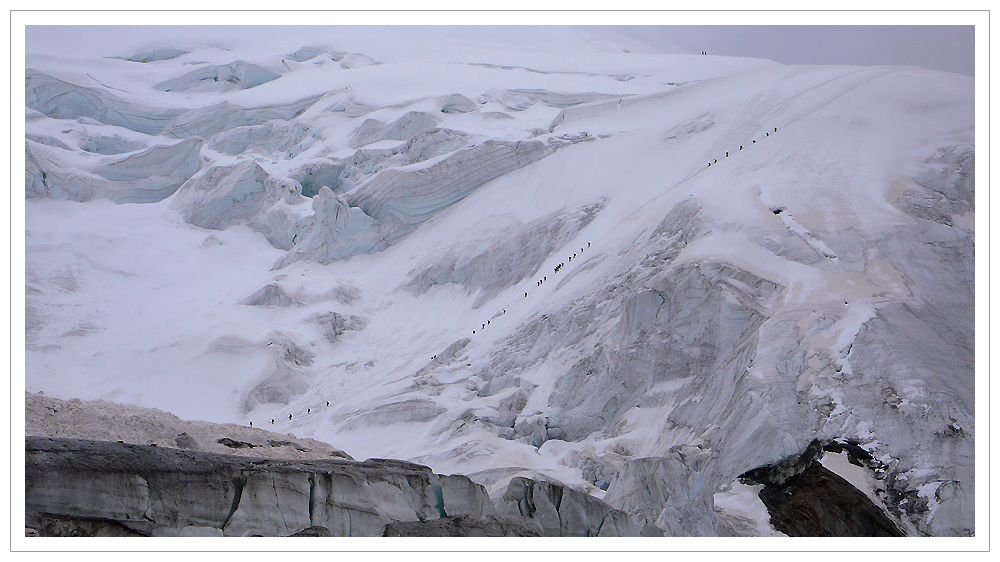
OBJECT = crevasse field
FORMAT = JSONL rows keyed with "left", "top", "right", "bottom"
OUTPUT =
{"left": 23, "top": 26, "right": 974, "bottom": 536}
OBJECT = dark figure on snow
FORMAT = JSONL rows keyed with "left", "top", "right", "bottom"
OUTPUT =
{"left": 307, "top": 408, "right": 311, "bottom": 414}
{"left": 271, "top": 419, "right": 275, "bottom": 424}
{"left": 289, "top": 414, "right": 293, "bottom": 420}
{"left": 249, "top": 421, "right": 252, "bottom": 427}
{"left": 726, "top": 152, "right": 729, "bottom": 157}
{"left": 326, "top": 401, "right": 330, "bottom": 406}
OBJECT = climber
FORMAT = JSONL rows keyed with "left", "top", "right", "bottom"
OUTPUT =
{"left": 271, "top": 419, "right": 275, "bottom": 424}
{"left": 774, "top": 127, "right": 777, "bottom": 132}
{"left": 587, "top": 242, "right": 590, "bottom": 247}
{"left": 752, "top": 139, "right": 756, "bottom": 143}
{"left": 708, "top": 163, "right": 711, "bottom": 167}
{"left": 488, "top": 320, "right": 490, "bottom": 325}
{"left": 307, "top": 408, "right": 311, "bottom": 414}
{"left": 249, "top": 421, "right": 253, "bottom": 427}
{"left": 714, "top": 159, "right": 717, "bottom": 163}
{"left": 543, "top": 276, "right": 546, "bottom": 281}
{"left": 525, "top": 292, "right": 528, "bottom": 297}
{"left": 726, "top": 152, "right": 729, "bottom": 157}
{"left": 740, "top": 145, "right": 742, "bottom": 150}
{"left": 473, "top": 330, "right": 476, "bottom": 334}
{"left": 289, "top": 413, "right": 293, "bottom": 420}
{"left": 766, "top": 132, "right": 769, "bottom": 136}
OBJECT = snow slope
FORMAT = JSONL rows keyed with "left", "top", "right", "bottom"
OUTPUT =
{"left": 23, "top": 26, "right": 974, "bottom": 536}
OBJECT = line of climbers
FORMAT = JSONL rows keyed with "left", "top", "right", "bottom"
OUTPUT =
{"left": 482, "top": 241, "right": 592, "bottom": 336}
{"left": 706, "top": 126, "right": 778, "bottom": 168}
{"left": 247, "top": 130, "right": 785, "bottom": 428}
{"left": 252, "top": 240, "right": 598, "bottom": 427}
{"left": 249, "top": 400, "right": 333, "bottom": 427}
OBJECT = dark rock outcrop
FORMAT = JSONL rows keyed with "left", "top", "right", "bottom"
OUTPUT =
{"left": 755, "top": 464, "right": 905, "bottom": 537}
{"left": 738, "top": 440, "right": 906, "bottom": 537}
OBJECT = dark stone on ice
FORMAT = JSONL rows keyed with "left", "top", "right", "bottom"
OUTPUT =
{"left": 757, "top": 463, "right": 905, "bottom": 537}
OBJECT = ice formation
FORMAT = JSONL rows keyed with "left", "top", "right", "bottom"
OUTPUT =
{"left": 23, "top": 26, "right": 975, "bottom": 538}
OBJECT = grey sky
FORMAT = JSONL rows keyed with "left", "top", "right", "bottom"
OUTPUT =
{"left": 24, "top": 24, "right": 976, "bottom": 77}
{"left": 614, "top": 26, "right": 974, "bottom": 77}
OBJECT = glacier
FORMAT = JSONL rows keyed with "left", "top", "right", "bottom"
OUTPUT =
{"left": 22, "top": 26, "right": 974, "bottom": 538}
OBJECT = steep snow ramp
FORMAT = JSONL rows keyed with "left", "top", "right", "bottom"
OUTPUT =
{"left": 161, "top": 95, "right": 322, "bottom": 139}
{"left": 349, "top": 111, "right": 441, "bottom": 148}
{"left": 346, "top": 139, "right": 553, "bottom": 244}
{"left": 26, "top": 70, "right": 183, "bottom": 136}
{"left": 499, "top": 88, "right": 623, "bottom": 111}
{"left": 122, "top": 47, "right": 189, "bottom": 63}
{"left": 26, "top": 138, "right": 202, "bottom": 204}
{"left": 154, "top": 60, "right": 281, "bottom": 92}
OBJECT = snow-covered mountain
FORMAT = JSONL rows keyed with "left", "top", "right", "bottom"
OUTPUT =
{"left": 23, "top": 26, "right": 974, "bottom": 536}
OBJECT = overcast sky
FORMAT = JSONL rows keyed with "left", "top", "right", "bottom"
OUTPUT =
{"left": 615, "top": 26, "right": 974, "bottom": 77}
{"left": 23, "top": 23, "right": 976, "bottom": 78}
